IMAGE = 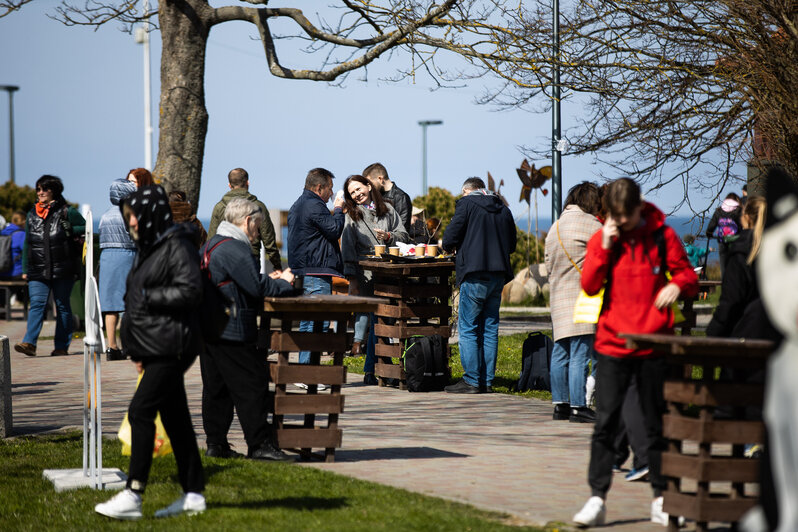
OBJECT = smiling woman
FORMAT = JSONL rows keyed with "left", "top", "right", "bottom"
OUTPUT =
{"left": 340, "top": 174, "right": 410, "bottom": 384}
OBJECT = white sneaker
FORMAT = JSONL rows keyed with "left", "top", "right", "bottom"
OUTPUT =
{"left": 574, "top": 496, "right": 606, "bottom": 527}
{"left": 95, "top": 489, "right": 142, "bottom": 520}
{"left": 651, "top": 496, "right": 685, "bottom": 527}
{"left": 154, "top": 492, "right": 206, "bottom": 518}
{"left": 586, "top": 375, "right": 596, "bottom": 407}
{"left": 293, "top": 383, "right": 327, "bottom": 391}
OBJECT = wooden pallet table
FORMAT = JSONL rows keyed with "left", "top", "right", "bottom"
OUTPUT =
{"left": 0, "top": 280, "right": 27, "bottom": 321}
{"left": 260, "top": 294, "right": 381, "bottom": 462}
{"left": 622, "top": 333, "right": 775, "bottom": 532}
{"left": 359, "top": 259, "right": 455, "bottom": 389}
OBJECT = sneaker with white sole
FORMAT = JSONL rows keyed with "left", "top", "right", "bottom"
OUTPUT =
{"left": 586, "top": 374, "right": 596, "bottom": 407}
{"left": 154, "top": 492, "right": 206, "bottom": 518}
{"left": 95, "top": 489, "right": 142, "bottom": 520}
{"left": 574, "top": 496, "right": 606, "bottom": 527}
{"left": 651, "top": 496, "right": 685, "bottom": 527}
{"left": 625, "top": 466, "right": 649, "bottom": 482}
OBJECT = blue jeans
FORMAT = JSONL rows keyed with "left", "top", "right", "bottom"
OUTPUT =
{"left": 550, "top": 334, "right": 595, "bottom": 407}
{"left": 24, "top": 278, "right": 75, "bottom": 350}
{"left": 298, "top": 276, "right": 332, "bottom": 364}
{"left": 457, "top": 273, "right": 504, "bottom": 387}
{"left": 354, "top": 312, "right": 377, "bottom": 374}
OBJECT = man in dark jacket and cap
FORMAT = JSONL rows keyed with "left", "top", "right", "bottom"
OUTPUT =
{"left": 287, "top": 168, "right": 346, "bottom": 369}
{"left": 442, "top": 177, "right": 517, "bottom": 394}
{"left": 95, "top": 185, "right": 205, "bottom": 520}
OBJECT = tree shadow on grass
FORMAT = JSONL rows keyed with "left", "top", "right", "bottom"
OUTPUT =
{"left": 212, "top": 496, "right": 348, "bottom": 511}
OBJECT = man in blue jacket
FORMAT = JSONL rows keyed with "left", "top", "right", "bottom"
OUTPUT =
{"left": 287, "top": 168, "right": 346, "bottom": 369}
{"left": 443, "top": 177, "right": 517, "bottom": 394}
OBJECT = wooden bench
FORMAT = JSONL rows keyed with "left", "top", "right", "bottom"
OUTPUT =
{"left": 678, "top": 280, "right": 721, "bottom": 335}
{"left": 622, "top": 333, "right": 775, "bottom": 531}
{"left": 0, "top": 279, "right": 27, "bottom": 322}
{"left": 359, "top": 260, "right": 455, "bottom": 389}
{"left": 260, "top": 294, "right": 381, "bottom": 462}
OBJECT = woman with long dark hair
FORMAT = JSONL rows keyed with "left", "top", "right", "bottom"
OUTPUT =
{"left": 15, "top": 175, "right": 85, "bottom": 357}
{"left": 340, "top": 174, "right": 408, "bottom": 385}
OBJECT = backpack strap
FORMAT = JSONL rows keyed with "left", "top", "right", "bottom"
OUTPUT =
{"left": 201, "top": 237, "right": 233, "bottom": 284}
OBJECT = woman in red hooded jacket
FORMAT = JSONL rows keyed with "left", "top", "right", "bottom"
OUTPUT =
{"left": 573, "top": 178, "right": 698, "bottom": 528}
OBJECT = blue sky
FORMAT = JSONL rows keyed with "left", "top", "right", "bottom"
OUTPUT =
{"left": 0, "top": 4, "right": 736, "bottom": 223}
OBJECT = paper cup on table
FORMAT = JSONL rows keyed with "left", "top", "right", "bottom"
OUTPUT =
{"left": 374, "top": 244, "right": 386, "bottom": 255}
{"left": 425, "top": 244, "right": 438, "bottom": 256}
{"left": 414, "top": 244, "right": 426, "bottom": 257}
{"left": 389, "top": 246, "right": 400, "bottom": 256}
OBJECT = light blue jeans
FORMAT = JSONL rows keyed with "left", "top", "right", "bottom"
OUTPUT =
{"left": 298, "top": 276, "right": 332, "bottom": 364}
{"left": 550, "top": 334, "right": 595, "bottom": 407}
{"left": 354, "top": 312, "right": 377, "bottom": 374}
{"left": 24, "top": 278, "right": 74, "bottom": 350}
{"left": 457, "top": 273, "right": 504, "bottom": 388}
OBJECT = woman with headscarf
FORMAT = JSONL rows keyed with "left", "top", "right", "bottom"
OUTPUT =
{"left": 15, "top": 175, "right": 85, "bottom": 357}
{"left": 94, "top": 185, "right": 205, "bottom": 520}
{"left": 340, "top": 174, "right": 409, "bottom": 385}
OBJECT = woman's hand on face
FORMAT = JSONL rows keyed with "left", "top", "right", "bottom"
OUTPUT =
{"left": 602, "top": 216, "right": 619, "bottom": 250}
{"left": 654, "top": 282, "right": 681, "bottom": 309}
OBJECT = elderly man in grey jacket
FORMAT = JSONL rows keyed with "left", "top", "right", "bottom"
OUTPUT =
{"left": 544, "top": 182, "right": 602, "bottom": 423}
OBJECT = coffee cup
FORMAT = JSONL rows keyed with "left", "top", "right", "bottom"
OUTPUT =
{"left": 415, "top": 244, "right": 426, "bottom": 257}
{"left": 389, "top": 246, "right": 400, "bottom": 256}
{"left": 426, "top": 244, "right": 438, "bottom": 256}
{"left": 374, "top": 244, "right": 386, "bottom": 255}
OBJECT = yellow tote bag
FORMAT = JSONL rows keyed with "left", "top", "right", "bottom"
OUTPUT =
{"left": 573, "top": 287, "right": 605, "bottom": 324}
{"left": 118, "top": 373, "right": 173, "bottom": 458}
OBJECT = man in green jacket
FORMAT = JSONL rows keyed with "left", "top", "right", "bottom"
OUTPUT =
{"left": 208, "top": 168, "right": 282, "bottom": 271}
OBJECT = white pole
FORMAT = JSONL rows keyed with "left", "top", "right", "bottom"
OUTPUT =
{"left": 142, "top": 0, "right": 153, "bottom": 170}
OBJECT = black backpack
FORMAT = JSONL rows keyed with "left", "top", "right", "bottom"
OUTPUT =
{"left": 199, "top": 237, "right": 236, "bottom": 343}
{"left": 515, "top": 332, "right": 553, "bottom": 392}
{"left": 402, "top": 334, "right": 448, "bottom": 392}
{"left": 0, "top": 231, "right": 19, "bottom": 273}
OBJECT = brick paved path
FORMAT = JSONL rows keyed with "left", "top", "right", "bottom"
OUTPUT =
{"left": 1, "top": 317, "right": 722, "bottom": 530}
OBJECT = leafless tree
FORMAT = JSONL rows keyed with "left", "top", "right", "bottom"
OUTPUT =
{"left": 438, "top": 0, "right": 798, "bottom": 213}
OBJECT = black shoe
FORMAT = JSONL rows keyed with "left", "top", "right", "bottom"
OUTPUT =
{"left": 479, "top": 385, "right": 494, "bottom": 393}
{"left": 106, "top": 348, "right": 126, "bottom": 361}
{"left": 205, "top": 443, "right": 243, "bottom": 459}
{"left": 249, "top": 441, "right": 294, "bottom": 462}
{"left": 570, "top": 406, "right": 597, "bottom": 423}
{"left": 553, "top": 403, "right": 571, "bottom": 420}
{"left": 363, "top": 373, "right": 378, "bottom": 386}
{"left": 444, "top": 380, "right": 480, "bottom": 394}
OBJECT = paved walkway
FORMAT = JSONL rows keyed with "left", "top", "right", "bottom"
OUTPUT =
{"left": 1, "top": 315, "right": 720, "bottom": 531}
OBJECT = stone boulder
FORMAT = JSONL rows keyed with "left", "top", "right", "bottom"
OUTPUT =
{"left": 501, "top": 264, "right": 549, "bottom": 305}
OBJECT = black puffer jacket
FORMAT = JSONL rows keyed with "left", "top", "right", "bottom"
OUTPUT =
{"left": 120, "top": 186, "right": 202, "bottom": 360}
{"left": 24, "top": 200, "right": 86, "bottom": 281}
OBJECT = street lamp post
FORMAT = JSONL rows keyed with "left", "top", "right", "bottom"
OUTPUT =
{"left": 551, "top": 0, "right": 563, "bottom": 222}
{"left": 418, "top": 120, "right": 443, "bottom": 195}
{"left": 0, "top": 85, "right": 19, "bottom": 184}
{"left": 134, "top": 0, "right": 153, "bottom": 170}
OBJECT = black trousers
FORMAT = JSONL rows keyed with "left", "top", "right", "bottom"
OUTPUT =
{"left": 200, "top": 340, "right": 271, "bottom": 454}
{"left": 127, "top": 358, "right": 204, "bottom": 494}
{"left": 613, "top": 376, "right": 650, "bottom": 471}
{"left": 589, "top": 354, "right": 667, "bottom": 498}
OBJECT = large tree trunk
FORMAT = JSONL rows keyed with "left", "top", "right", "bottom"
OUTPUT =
{"left": 154, "top": 0, "right": 211, "bottom": 211}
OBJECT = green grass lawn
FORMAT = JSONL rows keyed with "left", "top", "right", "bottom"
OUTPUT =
{"left": 343, "top": 332, "right": 553, "bottom": 403}
{"left": 0, "top": 432, "right": 548, "bottom": 531}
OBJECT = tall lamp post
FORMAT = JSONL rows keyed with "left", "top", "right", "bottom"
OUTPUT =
{"left": 418, "top": 120, "right": 443, "bottom": 195}
{"left": 134, "top": 0, "right": 153, "bottom": 170}
{"left": 551, "top": 0, "right": 563, "bottom": 222}
{"left": 0, "top": 85, "right": 19, "bottom": 184}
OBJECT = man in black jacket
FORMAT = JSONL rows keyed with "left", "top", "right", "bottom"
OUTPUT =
{"left": 363, "top": 162, "right": 412, "bottom": 232}
{"left": 200, "top": 198, "right": 296, "bottom": 461}
{"left": 287, "top": 168, "right": 345, "bottom": 368}
{"left": 442, "top": 177, "right": 516, "bottom": 394}
{"left": 95, "top": 185, "right": 205, "bottom": 520}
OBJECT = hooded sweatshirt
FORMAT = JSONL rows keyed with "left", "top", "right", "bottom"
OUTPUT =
{"left": 99, "top": 179, "right": 137, "bottom": 249}
{"left": 581, "top": 201, "right": 698, "bottom": 358}
{"left": 442, "top": 189, "right": 517, "bottom": 286}
{"left": 706, "top": 197, "right": 742, "bottom": 242}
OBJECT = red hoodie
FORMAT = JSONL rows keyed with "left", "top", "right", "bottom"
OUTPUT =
{"left": 581, "top": 202, "right": 699, "bottom": 358}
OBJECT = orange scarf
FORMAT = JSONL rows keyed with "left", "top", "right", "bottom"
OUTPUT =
{"left": 35, "top": 202, "right": 55, "bottom": 219}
